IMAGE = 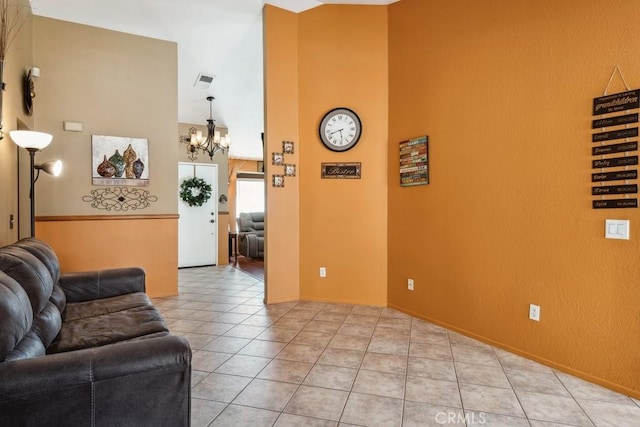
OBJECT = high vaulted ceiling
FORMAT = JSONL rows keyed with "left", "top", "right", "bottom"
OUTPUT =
{"left": 28, "top": 0, "right": 397, "bottom": 159}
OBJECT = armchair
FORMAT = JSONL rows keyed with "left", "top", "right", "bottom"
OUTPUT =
{"left": 237, "top": 212, "right": 264, "bottom": 259}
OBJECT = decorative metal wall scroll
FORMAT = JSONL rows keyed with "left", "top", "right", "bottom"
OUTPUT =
{"left": 591, "top": 71, "right": 639, "bottom": 209}
{"left": 82, "top": 187, "right": 158, "bottom": 211}
{"left": 399, "top": 135, "right": 428, "bottom": 187}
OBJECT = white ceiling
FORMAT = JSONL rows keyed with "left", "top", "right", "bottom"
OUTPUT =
{"left": 29, "top": 0, "right": 398, "bottom": 159}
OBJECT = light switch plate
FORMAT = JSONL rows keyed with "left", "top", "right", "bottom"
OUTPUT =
{"left": 605, "top": 219, "right": 630, "bottom": 240}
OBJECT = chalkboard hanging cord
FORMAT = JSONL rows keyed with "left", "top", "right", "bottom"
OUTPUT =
{"left": 603, "top": 65, "right": 631, "bottom": 95}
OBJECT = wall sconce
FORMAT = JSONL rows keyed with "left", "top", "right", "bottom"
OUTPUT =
{"left": 10, "top": 130, "right": 63, "bottom": 237}
{"left": 23, "top": 66, "right": 40, "bottom": 116}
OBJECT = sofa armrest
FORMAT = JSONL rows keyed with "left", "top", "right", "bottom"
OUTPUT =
{"left": 0, "top": 335, "right": 191, "bottom": 427}
{"left": 59, "top": 267, "right": 146, "bottom": 302}
{"left": 239, "top": 233, "right": 262, "bottom": 258}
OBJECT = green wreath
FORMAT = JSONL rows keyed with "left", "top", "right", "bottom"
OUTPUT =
{"left": 179, "top": 177, "right": 212, "bottom": 207}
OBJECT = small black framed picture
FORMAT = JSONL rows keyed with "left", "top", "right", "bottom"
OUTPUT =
{"left": 272, "top": 174, "right": 284, "bottom": 187}
{"left": 283, "top": 140, "right": 294, "bottom": 154}
{"left": 284, "top": 164, "right": 296, "bottom": 177}
{"left": 272, "top": 152, "right": 284, "bottom": 166}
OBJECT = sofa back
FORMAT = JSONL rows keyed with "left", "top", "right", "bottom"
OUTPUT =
{"left": 0, "top": 238, "right": 65, "bottom": 362}
{"left": 238, "top": 212, "right": 265, "bottom": 237}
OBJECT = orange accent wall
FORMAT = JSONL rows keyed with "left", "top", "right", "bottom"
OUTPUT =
{"left": 36, "top": 217, "right": 178, "bottom": 298}
{"left": 387, "top": 0, "right": 640, "bottom": 397}
{"left": 297, "top": 6, "right": 389, "bottom": 305}
{"left": 263, "top": 6, "right": 301, "bottom": 303}
{"left": 263, "top": 5, "right": 389, "bottom": 306}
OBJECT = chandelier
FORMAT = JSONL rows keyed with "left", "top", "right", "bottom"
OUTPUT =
{"left": 180, "top": 96, "right": 231, "bottom": 160}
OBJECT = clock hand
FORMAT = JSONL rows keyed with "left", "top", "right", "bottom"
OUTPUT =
{"left": 329, "top": 129, "right": 344, "bottom": 135}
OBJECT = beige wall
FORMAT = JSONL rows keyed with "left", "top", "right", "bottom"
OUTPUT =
{"left": 29, "top": 17, "right": 180, "bottom": 295}
{"left": 0, "top": 0, "right": 34, "bottom": 246}
{"left": 29, "top": 17, "right": 178, "bottom": 226}
{"left": 387, "top": 0, "right": 640, "bottom": 397}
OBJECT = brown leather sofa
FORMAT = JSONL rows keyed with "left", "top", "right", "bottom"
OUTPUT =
{"left": 0, "top": 238, "right": 191, "bottom": 426}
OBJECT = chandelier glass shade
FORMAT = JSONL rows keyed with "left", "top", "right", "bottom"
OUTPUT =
{"left": 180, "top": 96, "right": 230, "bottom": 160}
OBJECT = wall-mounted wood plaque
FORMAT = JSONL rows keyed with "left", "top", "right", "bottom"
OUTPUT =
{"left": 592, "top": 141, "right": 637, "bottom": 156}
{"left": 592, "top": 184, "right": 637, "bottom": 196}
{"left": 592, "top": 156, "right": 638, "bottom": 169}
{"left": 321, "top": 162, "right": 361, "bottom": 179}
{"left": 593, "top": 89, "right": 640, "bottom": 115}
{"left": 593, "top": 199, "right": 638, "bottom": 209}
{"left": 592, "top": 170, "right": 638, "bottom": 182}
{"left": 399, "top": 135, "right": 429, "bottom": 187}
{"left": 591, "top": 88, "right": 639, "bottom": 209}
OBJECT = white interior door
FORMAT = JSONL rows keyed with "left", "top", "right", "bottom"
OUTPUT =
{"left": 178, "top": 163, "right": 218, "bottom": 268}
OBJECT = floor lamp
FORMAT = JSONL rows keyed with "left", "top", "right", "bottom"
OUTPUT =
{"left": 10, "top": 130, "right": 62, "bottom": 237}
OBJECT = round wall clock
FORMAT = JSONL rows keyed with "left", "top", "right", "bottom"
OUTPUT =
{"left": 319, "top": 107, "right": 362, "bottom": 152}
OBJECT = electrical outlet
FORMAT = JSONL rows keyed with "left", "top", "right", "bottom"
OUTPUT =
{"left": 408, "top": 278, "right": 414, "bottom": 291}
{"left": 319, "top": 267, "right": 326, "bottom": 278}
{"left": 529, "top": 304, "right": 540, "bottom": 321}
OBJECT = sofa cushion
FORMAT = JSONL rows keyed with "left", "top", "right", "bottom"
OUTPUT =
{"left": 48, "top": 297, "right": 169, "bottom": 354}
{"left": 0, "top": 247, "right": 55, "bottom": 316}
{"left": 0, "top": 271, "right": 34, "bottom": 361}
{"left": 63, "top": 292, "right": 153, "bottom": 322}
{"left": 238, "top": 212, "right": 265, "bottom": 237}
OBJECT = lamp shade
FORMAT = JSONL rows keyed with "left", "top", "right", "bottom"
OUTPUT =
{"left": 35, "top": 160, "right": 63, "bottom": 177}
{"left": 10, "top": 130, "right": 53, "bottom": 150}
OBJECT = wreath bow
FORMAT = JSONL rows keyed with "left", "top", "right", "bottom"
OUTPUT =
{"left": 180, "top": 177, "right": 212, "bottom": 207}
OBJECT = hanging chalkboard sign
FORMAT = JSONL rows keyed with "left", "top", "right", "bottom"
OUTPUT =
{"left": 592, "top": 113, "right": 638, "bottom": 129}
{"left": 592, "top": 156, "right": 638, "bottom": 169}
{"left": 592, "top": 184, "right": 637, "bottom": 196}
{"left": 593, "top": 199, "right": 638, "bottom": 209}
{"left": 592, "top": 127, "right": 638, "bottom": 143}
{"left": 591, "top": 86, "right": 639, "bottom": 209}
{"left": 592, "top": 141, "right": 637, "bottom": 155}
{"left": 593, "top": 89, "right": 639, "bottom": 115}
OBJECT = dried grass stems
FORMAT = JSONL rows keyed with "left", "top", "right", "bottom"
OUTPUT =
{"left": 0, "top": 0, "right": 26, "bottom": 61}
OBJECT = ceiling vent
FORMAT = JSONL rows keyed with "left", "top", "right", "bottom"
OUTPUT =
{"left": 194, "top": 73, "right": 215, "bottom": 89}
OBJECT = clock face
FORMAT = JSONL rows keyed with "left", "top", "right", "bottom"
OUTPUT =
{"left": 319, "top": 108, "right": 362, "bottom": 152}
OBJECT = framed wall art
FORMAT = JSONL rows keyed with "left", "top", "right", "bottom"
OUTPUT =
{"left": 273, "top": 174, "right": 284, "bottom": 187}
{"left": 399, "top": 135, "right": 428, "bottom": 187}
{"left": 283, "top": 140, "right": 294, "bottom": 154}
{"left": 92, "top": 135, "right": 149, "bottom": 186}
{"left": 284, "top": 164, "right": 296, "bottom": 177}
{"left": 272, "top": 152, "right": 284, "bottom": 165}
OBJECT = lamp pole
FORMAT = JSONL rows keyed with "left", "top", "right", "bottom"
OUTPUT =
{"left": 26, "top": 147, "right": 37, "bottom": 237}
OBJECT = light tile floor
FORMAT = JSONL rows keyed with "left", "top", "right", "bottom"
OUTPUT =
{"left": 153, "top": 266, "right": 640, "bottom": 427}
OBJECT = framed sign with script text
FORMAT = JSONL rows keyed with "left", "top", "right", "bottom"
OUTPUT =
{"left": 321, "top": 162, "right": 361, "bottom": 179}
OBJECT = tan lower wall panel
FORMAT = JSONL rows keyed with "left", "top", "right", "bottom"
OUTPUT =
{"left": 36, "top": 218, "right": 178, "bottom": 298}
